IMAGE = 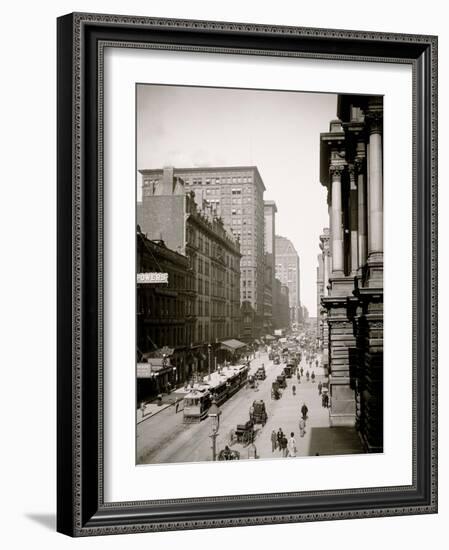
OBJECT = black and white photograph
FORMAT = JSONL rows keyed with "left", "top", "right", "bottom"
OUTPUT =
{"left": 135, "top": 85, "right": 384, "bottom": 465}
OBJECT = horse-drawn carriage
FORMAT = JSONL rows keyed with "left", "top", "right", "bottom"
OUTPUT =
{"left": 250, "top": 400, "right": 268, "bottom": 426}
{"left": 255, "top": 366, "right": 266, "bottom": 380}
{"left": 247, "top": 374, "right": 256, "bottom": 389}
{"left": 276, "top": 374, "right": 287, "bottom": 389}
{"left": 271, "top": 381, "right": 281, "bottom": 400}
{"left": 283, "top": 364, "right": 293, "bottom": 378}
{"left": 234, "top": 420, "right": 255, "bottom": 445}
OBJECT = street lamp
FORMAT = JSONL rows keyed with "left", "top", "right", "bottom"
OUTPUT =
{"left": 208, "top": 344, "right": 212, "bottom": 381}
{"left": 208, "top": 398, "right": 221, "bottom": 461}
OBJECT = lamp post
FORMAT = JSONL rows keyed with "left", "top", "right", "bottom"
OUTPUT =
{"left": 208, "top": 344, "right": 212, "bottom": 381}
{"left": 208, "top": 398, "right": 221, "bottom": 461}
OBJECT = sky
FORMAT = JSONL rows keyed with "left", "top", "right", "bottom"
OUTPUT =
{"left": 137, "top": 85, "right": 337, "bottom": 316}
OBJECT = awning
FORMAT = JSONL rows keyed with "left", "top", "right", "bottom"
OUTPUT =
{"left": 219, "top": 339, "right": 248, "bottom": 351}
{"left": 265, "top": 335, "right": 275, "bottom": 341}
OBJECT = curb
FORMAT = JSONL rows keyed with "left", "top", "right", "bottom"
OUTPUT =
{"left": 137, "top": 401, "right": 178, "bottom": 425}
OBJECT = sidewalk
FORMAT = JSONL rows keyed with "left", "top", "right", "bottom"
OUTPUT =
{"left": 242, "top": 353, "right": 364, "bottom": 459}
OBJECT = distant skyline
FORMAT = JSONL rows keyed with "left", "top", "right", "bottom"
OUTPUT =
{"left": 137, "top": 84, "right": 337, "bottom": 316}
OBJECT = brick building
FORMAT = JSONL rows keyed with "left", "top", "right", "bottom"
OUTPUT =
{"left": 140, "top": 166, "right": 266, "bottom": 341}
{"left": 138, "top": 168, "right": 242, "bottom": 354}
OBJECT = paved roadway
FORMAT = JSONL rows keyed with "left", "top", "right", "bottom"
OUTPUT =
{"left": 137, "top": 351, "right": 364, "bottom": 464}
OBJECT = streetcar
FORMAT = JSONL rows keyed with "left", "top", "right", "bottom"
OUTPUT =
{"left": 182, "top": 387, "right": 212, "bottom": 423}
{"left": 182, "top": 363, "right": 249, "bottom": 423}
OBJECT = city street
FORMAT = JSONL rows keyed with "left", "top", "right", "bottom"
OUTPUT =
{"left": 137, "top": 351, "right": 364, "bottom": 464}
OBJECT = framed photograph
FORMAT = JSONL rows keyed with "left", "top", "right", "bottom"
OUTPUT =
{"left": 57, "top": 12, "right": 438, "bottom": 536}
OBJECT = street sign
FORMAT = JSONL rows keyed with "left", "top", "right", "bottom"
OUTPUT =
{"left": 137, "top": 272, "right": 168, "bottom": 284}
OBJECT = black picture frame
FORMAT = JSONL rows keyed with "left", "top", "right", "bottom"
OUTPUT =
{"left": 57, "top": 12, "right": 438, "bottom": 536}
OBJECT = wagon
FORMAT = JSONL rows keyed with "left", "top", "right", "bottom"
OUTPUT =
{"left": 250, "top": 400, "right": 268, "bottom": 426}
{"left": 255, "top": 367, "right": 266, "bottom": 380}
{"left": 276, "top": 374, "right": 287, "bottom": 389}
{"left": 271, "top": 381, "right": 281, "bottom": 400}
{"left": 235, "top": 420, "right": 255, "bottom": 445}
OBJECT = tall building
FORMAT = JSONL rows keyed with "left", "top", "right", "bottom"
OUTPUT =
{"left": 137, "top": 169, "right": 242, "bottom": 352}
{"left": 319, "top": 95, "right": 383, "bottom": 452}
{"left": 140, "top": 166, "right": 266, "bottom": 342}
{"left": 275, "top": 235, "right": 301, "bottom": 324}
{"left": 263, "top": 201, "right": 277, "bottom": 336}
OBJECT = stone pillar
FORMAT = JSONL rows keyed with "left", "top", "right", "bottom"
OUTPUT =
{"left": 329, "top": 165, "right": 345, "bottom": 275}
{"left": 355, "top": 151, "right": 367, "bottom": 271}
{"left": 367, "top": 114, "right": 383, "bottom": 258}
{"left": 323, "top": 252, "right": 330, "bottom": 296}
{"left": 349, "top": 165, "right": 358, "bottom": 276}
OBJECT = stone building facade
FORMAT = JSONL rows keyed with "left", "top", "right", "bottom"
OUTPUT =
{"left": 319, "top": 94, "right": 383, "bottom": 452}
{"left": 136, "top": 230, "right": 192, "bottom": 386}
{"left": 275, "top": 235, "right": 301, "bottom": 325}
{"left": 263, "top": 200, "right": 277, "bottom": 336}
{"left": 138, "top": 169, "right": 242, "bottom": 353}
{"left": 140, "top": 166, "right": 266, "bottom": 342}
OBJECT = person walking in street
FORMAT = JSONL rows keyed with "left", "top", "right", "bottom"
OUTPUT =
{"left": 306, "top": 370, "right": 310, "bottom": 382}
{"left": 301, "top": 402, "right": 308, "bottom": 420}
{"left": 300, "top": 366, "right": 304, "bottom": 377}
{"left": 271, "top": 430, "right": 277, "bottom": 452}
{"left": 281, "top": 434, "right": 288, "bottom": 457}
{"left": 277, "top": 428, "right": 284, "bottom": 451}
{"left": 288, "top": 432, "right": 297, "bottom": 457}
{"left": 299, "top": 417, "right": 306, "bottom": 437}
{"left": 315, "top": 359, "right": 319, "bottom": 369}
{"left": 311, "top": 371, "right": 315, "bottom": 383}
{"left": 292, "top": 384, "right": 296, "bottom": 396}
{"left": 322, "top": 392, "right": 329, "bottom": 408}
{"left": 318, "top": 380, "right": 323, "bottom": 395}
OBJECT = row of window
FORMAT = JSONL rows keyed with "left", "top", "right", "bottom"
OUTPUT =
{"left": 184, "top": 176, "right": 253, "bottom": 185}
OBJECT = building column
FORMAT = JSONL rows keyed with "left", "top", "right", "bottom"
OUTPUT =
{"left": 367, "top": 114, "right": 383, "bottom": 259}
{"left": 323, "top": 251, "right": 330, "bottom": 296}
{"left": 355, "top": 151, "right": 367, "bottom": 272}
{"left": 349, "top": 165, "right": 358, "bottom": 276}
{"left": 329, "top": 165, "right": 345, "bottom": 275}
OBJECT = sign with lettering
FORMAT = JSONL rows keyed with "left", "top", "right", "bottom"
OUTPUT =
{"left": 137, "top": 272, "right": 169, "bottom": 284}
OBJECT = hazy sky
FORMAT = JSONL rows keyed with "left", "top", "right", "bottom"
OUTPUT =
{"left": 137, "top": 85, "right": 337, "bottom": 316}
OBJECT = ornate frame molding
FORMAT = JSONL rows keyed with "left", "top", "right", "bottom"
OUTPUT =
{"left": 57, "top": 12, "right": 437, "bottom": 536}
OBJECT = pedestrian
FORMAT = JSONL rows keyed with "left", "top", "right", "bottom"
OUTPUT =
{"left": 323, "top": 393, "right": 329, "bottom": 408}
{"left": 306, "top": 370, "right": 310, "bottom": 381}
{"left": 299, "top": 417, "right": 306, "bottom": 437}
{"left": 301, "top": 403, "right": 308, "bottom": 420}
{"left": 281, "top": 434, "right": 288, "bottom": 457}
{"left": 292, "top": 384, "right": 296, "bottom": 396}
{"left": 277, "top": 427, "right": 284, "bottom": 450}
{"left": 249, "top": 403, "right": 255, "bottom": 421}
{"left": 315, "top": 359, "right": 319, "bottom": 369}
{"left": 300, "top": 367, "right": 304, "bottom": 376}
{"left": 288, "top": 432, "right": 297, "bottom": 457}
{"left": 140, "top": 400, "right": 146, "bottom": 417}
{"left": 271, "top": 430, "right": 277, "bottom": 452}
{"left": 311, "top": 371, "right": 315, "bottom": 383}
{"left": 318, "top": 381, "right": 323, "bottom": 395}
